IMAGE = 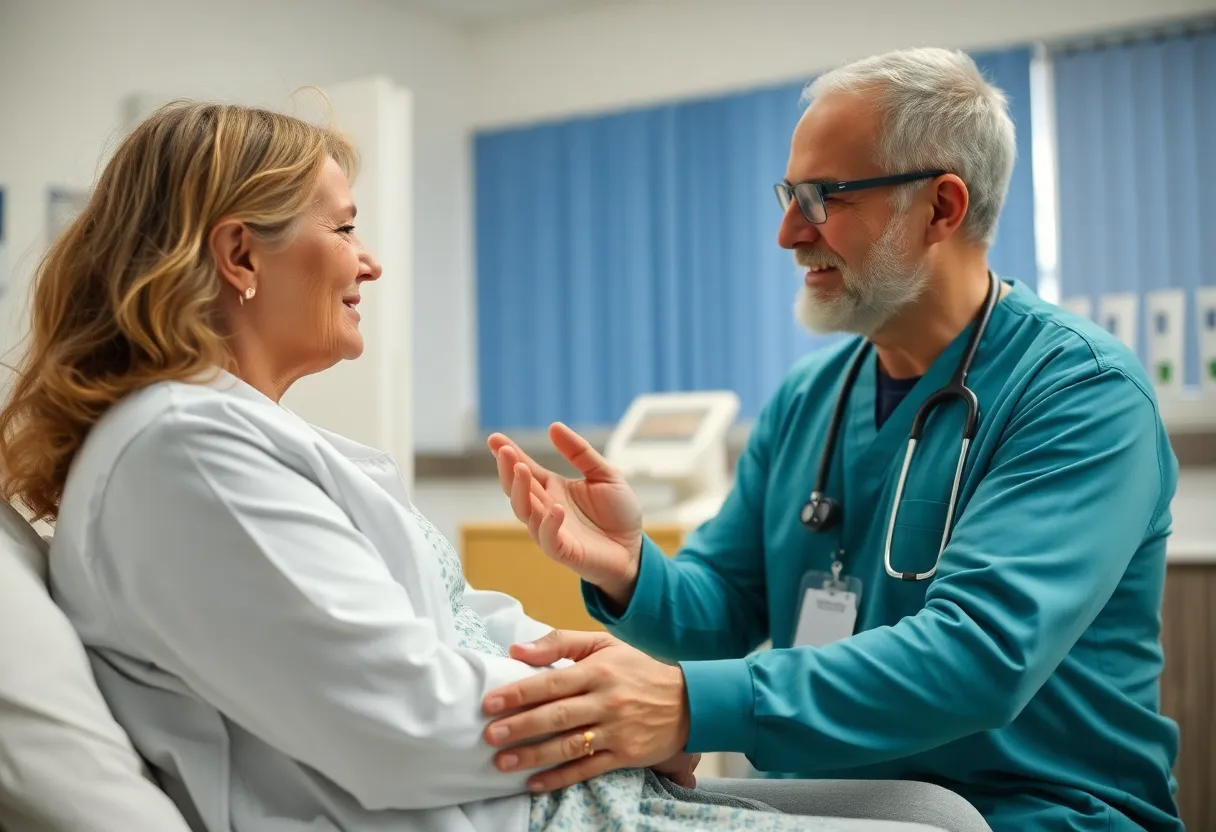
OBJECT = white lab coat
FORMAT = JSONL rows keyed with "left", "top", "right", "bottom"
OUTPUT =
{"left": 49, "top": 370, "right": 552, "bottom": 832}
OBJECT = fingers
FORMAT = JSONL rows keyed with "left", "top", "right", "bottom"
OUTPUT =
{"left": 494, "top": 444, "right": 543, "bottom": 502}
{"left": 537, "top": 504, "right": 566, "bottom": 560}
{"left": 527, "top": 747, "right": 622, "bottom": 793}
{"left": 508, "top": 629, "right": 613, "bottom": 669}
{"left": 665, "top": 769, "right": 696, "bottom": 789}
{"left": 548, "top": 422, "right": 617, "bottom": 480}
{"left": 488, "top": 434, "right": 551, "bottom": 490}
{"left": 494, "top": 443, "right": 554, "bottom": 541}
{"left": 509, "top": 462, "right": 543, "bottom": 524}
{"left": 678, "top": 773, "right": 698, "bottom": 789}
{"left": 483, "top": 659, "right": 588, "bottom": 716}
{"left": 501, "top": 453, "right": 551, "bottom": 542}
{"left": 492, "top": 440, "right": 515, "bottom": 495}
{"left": 485, "top": 697, "right": 600, "bottom": 759}
{"left": 493, "top": 726, "right": 605, "bottom": 778}
{"left": 650, "top": 750, "right": 699, "bottom": 788}
{"left": 506, "top": 629, "right": 564, "bottom": 669}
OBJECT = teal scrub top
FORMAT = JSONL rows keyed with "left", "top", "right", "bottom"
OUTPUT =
{"left": 585, "top": 280, "right": 1182, "bottom": 831}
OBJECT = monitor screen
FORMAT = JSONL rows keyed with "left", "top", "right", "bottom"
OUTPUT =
{"left": 626, "top": 407, "right": 709, "bottom": 443}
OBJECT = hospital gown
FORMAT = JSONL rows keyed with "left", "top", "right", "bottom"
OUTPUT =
{"left": 410, "top": 503, "right": 893, "bottom": 832}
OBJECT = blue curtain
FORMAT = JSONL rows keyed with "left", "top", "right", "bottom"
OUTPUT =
{"left": 475, "top": 47, "right": 1036, "bottom": 431}
{"left": 973, "top": 49, "right": 1038, "bottom": 292}
{"left": 1054, "top": 29, "right": 1216, "bottom": 386}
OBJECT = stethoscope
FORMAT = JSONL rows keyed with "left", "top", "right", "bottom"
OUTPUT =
{"left": 799, "top": 271, "right": 1001, "bottom": 582}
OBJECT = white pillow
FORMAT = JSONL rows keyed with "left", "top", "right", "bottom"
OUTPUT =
{"left": 0, "top": 501, "right": 192, "bottom": 832}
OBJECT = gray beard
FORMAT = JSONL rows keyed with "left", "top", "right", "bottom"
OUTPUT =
{"left": 793, "top": 216, "right": 930, "bottom": 337}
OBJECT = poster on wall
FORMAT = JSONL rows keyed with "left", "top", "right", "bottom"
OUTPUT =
{"left": 46, "top": 186, "right": 90, "bottom": 244}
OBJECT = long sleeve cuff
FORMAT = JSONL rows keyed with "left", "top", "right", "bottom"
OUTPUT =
{"left": 678, "top": 658, "right": 757, "bottom": 756}
{"left": 582, "top": 535, "right": 670, "bottom": 629}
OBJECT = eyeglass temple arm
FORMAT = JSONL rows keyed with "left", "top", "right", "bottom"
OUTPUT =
{"left": 821, "top": 170, "right": 948, "bottom": 195}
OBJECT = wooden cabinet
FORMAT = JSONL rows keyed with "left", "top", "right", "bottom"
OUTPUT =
{"left": 1160, "top": 563, "right": 1216, "bottom": 832}
{"left": 460, "top": 522, "right": 1212, "bottom": 826}
{"left": 460, "top": 522, "right": 687, "bottom": 633}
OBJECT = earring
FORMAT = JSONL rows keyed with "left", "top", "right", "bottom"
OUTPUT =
{"left": 239, "top": 285, "right": 256, "bottom": 305}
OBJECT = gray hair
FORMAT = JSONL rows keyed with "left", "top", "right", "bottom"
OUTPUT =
{"left": 803, "top": 47, "right": 1016, "bottom": 246}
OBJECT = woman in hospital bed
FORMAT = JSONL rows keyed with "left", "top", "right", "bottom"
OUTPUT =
{"left": 0, "top": 101, "right": 883, "bottom": 832}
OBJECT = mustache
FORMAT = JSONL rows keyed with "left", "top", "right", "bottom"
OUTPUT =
{"left": 794, "top": 247, "right": 845, "bottom": 270}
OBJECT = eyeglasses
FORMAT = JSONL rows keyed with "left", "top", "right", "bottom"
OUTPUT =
{"left": 774, "top": 170, "right": 947, "bottom": 224}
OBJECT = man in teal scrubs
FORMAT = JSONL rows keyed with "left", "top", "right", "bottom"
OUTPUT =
{"left": 479, "top": 46, "right": 1181, "bottom": 831}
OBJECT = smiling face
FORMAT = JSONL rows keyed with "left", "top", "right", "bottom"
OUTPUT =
{"left": 214, "top": 155, "right": 383, "bottom": 385}
{"left": 253, "top": 156, "right": 381, "bottom": 367}
{"left": 778, "top": 90, "right": 930, "bottom": 336}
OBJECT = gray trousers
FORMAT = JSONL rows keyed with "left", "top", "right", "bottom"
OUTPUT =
{"left": 697, "top": 777, "right": 994, "bottom": 832}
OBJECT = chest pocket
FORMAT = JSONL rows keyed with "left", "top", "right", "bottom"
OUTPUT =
{"left": 885, "top": 498, "right": 949, "bottom": 577}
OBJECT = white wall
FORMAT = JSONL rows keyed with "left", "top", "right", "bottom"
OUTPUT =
{"left": 470, "top": 0, "right": 1216, "bottom": 129}
{"left": 0, "top": 0, "right": 475, "bottom": 451}
{"left": 283, "top": 78, "right": 416, "bottom": 486}
{"left": 3, "top": 0, "right": 1213, "bottom": 456}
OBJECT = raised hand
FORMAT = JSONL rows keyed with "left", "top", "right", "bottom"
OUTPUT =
{"left": 488, "top": 423, "right": 644, "bottom": 605}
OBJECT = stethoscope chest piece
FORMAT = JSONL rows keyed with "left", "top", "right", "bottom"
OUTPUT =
{"left": 800, "top": 492, "right": 839, "bottom": 532}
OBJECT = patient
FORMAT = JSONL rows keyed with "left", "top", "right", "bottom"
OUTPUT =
{"left": 0, "top": 102, "right": 860, "bottom": 831}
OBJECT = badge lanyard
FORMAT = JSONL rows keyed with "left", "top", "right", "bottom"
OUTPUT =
{"left": 792, "top": 547, "right": 864, "bottom": 648}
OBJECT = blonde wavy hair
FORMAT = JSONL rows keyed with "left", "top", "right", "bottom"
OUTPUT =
{"left": 0, "top": 99, "right": 357, "bottom": 522}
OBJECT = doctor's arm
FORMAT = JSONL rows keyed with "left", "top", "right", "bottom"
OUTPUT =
{"left": 95, "top": 411, "right": 549, "bottom": 811}
{"left": 680, "top": 366, "right": 1171, "bottom": 768}
{"left": 582, "top": 391, "right": 786, "bottom": 661}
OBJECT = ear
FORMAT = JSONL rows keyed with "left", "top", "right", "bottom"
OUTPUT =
{"left": 208, "top": 219, "right": 256, "bottom": 295}
{"left": 924, "top": 174, "right": 970, "bottom": 245}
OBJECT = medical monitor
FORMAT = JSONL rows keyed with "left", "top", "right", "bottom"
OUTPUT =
{"left": 605, "top": 391, "right": 739, "bottom": 486}
{"left": 625, "top": 407, "right": 711, "bottom": 444}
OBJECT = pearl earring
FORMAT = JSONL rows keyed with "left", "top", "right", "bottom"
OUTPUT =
{"left": 239, "top": 285, "right": 256, "bottom": 305}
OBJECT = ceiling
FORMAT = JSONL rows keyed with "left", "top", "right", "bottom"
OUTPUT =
{"left": 395, "top": 0, "right": 612, "bottom": 27}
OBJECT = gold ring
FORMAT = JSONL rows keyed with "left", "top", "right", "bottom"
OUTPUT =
{"left": 582, "top": 730, "right": 596, "bottom": 757}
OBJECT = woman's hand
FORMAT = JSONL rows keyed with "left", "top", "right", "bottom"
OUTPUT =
{"left": 489, "top": 424, "right": 644, "bottom": 605}
{"left": 482, "top": 630, "right": 691, "bottom": 793}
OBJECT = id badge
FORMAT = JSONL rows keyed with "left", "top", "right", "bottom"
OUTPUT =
{"left": 792, "top": 565, "right": 863, "bottom": 648}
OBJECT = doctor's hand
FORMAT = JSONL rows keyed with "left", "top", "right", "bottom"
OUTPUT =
{"left": 482, "top": 629, "right": 691, "bottom": 793}
{"left": 650, "top": 750, "right": 702, "bottom": 789}
{"left": 489, "top": 424, "right": 644, "bottom": 606}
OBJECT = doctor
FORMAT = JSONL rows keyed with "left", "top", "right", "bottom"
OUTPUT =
{"left": 481, "top": 47, "right": 1182, "bottom": 831}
